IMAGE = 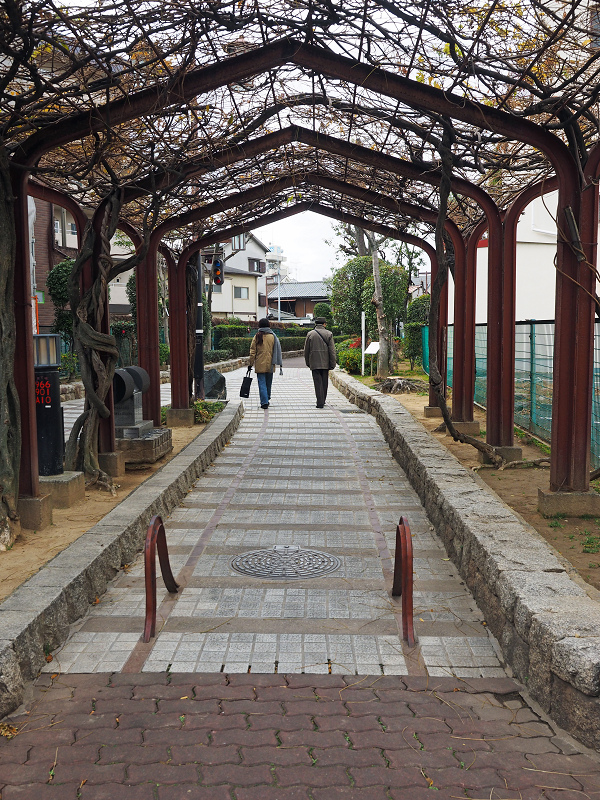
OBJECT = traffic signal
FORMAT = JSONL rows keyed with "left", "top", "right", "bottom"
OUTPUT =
{"left": 212, "top": 259, "right": 224, "bottom": 285}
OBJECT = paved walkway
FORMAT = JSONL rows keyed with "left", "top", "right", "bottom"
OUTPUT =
{"left": 2, "top": 363, "right": 599, "bottom": 797}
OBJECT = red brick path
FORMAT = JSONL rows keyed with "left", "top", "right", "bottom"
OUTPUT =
{"left": 1, "top": 674, "right": 599, "bottom": 799}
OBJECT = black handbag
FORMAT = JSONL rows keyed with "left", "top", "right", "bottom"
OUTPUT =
{"left": 239, "top": 367, "right": 253, "bottom": 398}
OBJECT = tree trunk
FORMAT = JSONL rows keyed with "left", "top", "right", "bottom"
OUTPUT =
{"left": 366, "top": 232, "right": 390, "bottom": 377}
{"left": 353, "top": 225, "right": 368, "bottom": 256}
{"left": 0, "top": 149, "right": 20, "bottom": 544}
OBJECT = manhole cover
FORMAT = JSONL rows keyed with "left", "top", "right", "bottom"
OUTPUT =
{"left": 231, "top": 545, "right": 341, "bottom": 580}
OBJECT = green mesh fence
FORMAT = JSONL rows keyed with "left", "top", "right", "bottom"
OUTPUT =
{"left": 424, "top": 321, "right": 600, "bottom": 469}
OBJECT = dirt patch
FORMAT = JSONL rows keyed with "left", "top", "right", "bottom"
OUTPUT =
{"left": 390, "top": 391, "right": 600, "bottom": 593}
{"left": 0, "top": 426, "right": 205, "bottom": 603}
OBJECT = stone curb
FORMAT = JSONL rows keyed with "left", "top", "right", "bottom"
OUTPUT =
{"left": 0, "top": 400, "right": 244, "bottom": 719}
{"left": 330, "top": 369, "right": 600, "bottom": 750}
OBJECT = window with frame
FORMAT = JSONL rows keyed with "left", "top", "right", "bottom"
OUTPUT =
{"left": 54, "top": 219, "right": 60, "bottom": 234}
{"left": 248, "top": 258, "right": 261, "bottom": 272}
{"left": 234, "top": 286, "right": 249, "bottom": 299}
{"left": 69, "top": 222, "right": 77, "bottom": 235}
{"left": 232, "top": 234, "right": 245, "bottom": 252}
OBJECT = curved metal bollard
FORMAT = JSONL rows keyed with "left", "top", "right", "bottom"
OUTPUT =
{"left": 144, "top": 515, "right": 180, "bottom": 642}
{"left": 391, "top": 515, "right": 416, "bottom": 647}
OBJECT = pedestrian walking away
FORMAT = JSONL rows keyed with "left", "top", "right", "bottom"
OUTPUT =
{"left": 304, "top": 316, "right": 337, "bottom": 407}
{"left": 249, "top": 317, "right": 283, "bottom": 408}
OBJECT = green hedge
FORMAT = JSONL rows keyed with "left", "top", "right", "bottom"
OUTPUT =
{"left": 220, "top": 337, "right": 252, "bottom": 357}
{"left": 204, "top": 349, "right": 233, "bottom": 363}
{"left": 281, "top": 337, "right": 307, "bottom": 351}
{"left": 219, "top": 336, "right": 307, "bottom": 358}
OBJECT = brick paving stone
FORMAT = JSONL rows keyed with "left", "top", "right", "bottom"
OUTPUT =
{"left": 127, "top": 763, "right": 199, "bottom": 783}
{"left": 158, "top": 786, "right": 233, "bottom": 800}
{"left": 497, "top": 767, "right": 583, "bottom": 791}
{"left": 93, "top": 699, "right": 157, "bottom": 715}
{"left": 194, "top": 685, "right": 256, "bottom": 701}
{"left": 221, "top": 700, "right": 283, "bottom": 716}
{"left": 249, "top": 714, "right": 314, "bottom": 732}
{"left": 26, "top": 744, "right": 101, "bottom": 765}
{"left": 202, "top": 763, "right": 274, "bottom": 785}
{"left": 80, "top": 783, "right": 156, "bottom": 799}
{"left": 309, "top": 748, "right": 386, "bottom": 767}
{"left": 425, "top": 766, "right": 502, "bottom": 789}
{"left": 234, "top": 788, "right": 311, "bottom": 800}
{"left": 97, "top": 744, "right": 170, "bottom": 764}
{"left": 277, "top": 730, "right": 350, "bottom": 749}
{"left": 55, "top": 713, "right": 119, "bottom": 730}
{"left": 239, "top": 746, "right": 311, "bottom": 766}
{"left": 228, "top": 675, "right": 288, "bottom": 688}
{"left": 350, "top": 765, "right": 428, "bottom": 788}
{"left": 545, "top": 790, "right": 596, "bottom": 800}
{"left": 170, "top": 744, "right": 241, "bottom": 765}
{"left": 132, "top": 685, "right": 195, "bottom": 700}
{"left": 7, "top": 729, "right": 76, "bottom": 747}
{"left": 75, "top": 728, "right": 144, "bottom": 745}
{"left": 115, "top": 713, "right": 185, "bottom": 730}
{"left": 275, "top": 764, "right": 351, "bottom": 787}
{"left": 418, "top": 733, "right": 492, "bottom": 752}
{"left": 283, "top": 700, "right": 347, "bottom": 717}
{"left": 0, "top": 762, "right": 57, "bottom": 785}
{"left": 141, "top": 729, "right": 210, "bottom": 747}
{"left": 385, "top": 748, "right": 461, "bottom": 769}
{"left": 311, "top": 788, "right": 395, "bottom": 800}
{"left": 51, "top": 763, "right": 126, "bottom": 784}
{"left": 209, "top": 729, "right": 280, "bottom": 748}
{"left": 383, "top": 716, "right": 451, "bottom": 735}
{"left": 155, "top": 699, "right": 221, "bottom": 715}
{"left": 1, "top": 782, "right": 82, "bottom": 799}
{"left": 0, "top": 746, "right": 30, "bottom": 764}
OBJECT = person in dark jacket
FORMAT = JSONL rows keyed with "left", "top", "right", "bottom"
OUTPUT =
{"left": 249, "top": 318, "right": 283, "bottom": 409}
{"left": 304, "top": 317, "right": 337, "bottom": 408}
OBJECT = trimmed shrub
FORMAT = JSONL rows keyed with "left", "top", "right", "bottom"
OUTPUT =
{"left": 404, "top": 322, "right": 423, "bottom": 369}
{"left": 204, "top": 349, "right": 233, "bottom": 363}
{"left": 159, "top": 343, "right": 170, "bottom": 365}
{"left": 337, "top": 348, "right": 362, "bottom": 374}
{"left": 406, "top": 293, "right": 430, "bottom": 324}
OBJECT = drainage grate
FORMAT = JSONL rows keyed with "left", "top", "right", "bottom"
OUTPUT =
{"left": 338, "top": 408, "right": 364, "bottom": 414}
{"left": 231, "top": 545, "right": 341, "bottom": 580}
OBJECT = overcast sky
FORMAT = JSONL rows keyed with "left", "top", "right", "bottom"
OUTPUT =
{"left": 253, "top": 211, "right": 341, "bottom": 283}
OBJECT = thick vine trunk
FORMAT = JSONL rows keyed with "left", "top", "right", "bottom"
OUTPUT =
{"left": 428, "top": 127, "right": 502, "bottom": 466}
{"left": 65, "top": 191, "right": 123, "bottom": 489}
{"left": 0, "top": 149, "right": 20, "bottom": 544}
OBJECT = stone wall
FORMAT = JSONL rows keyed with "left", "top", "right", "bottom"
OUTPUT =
{"left": 330, "top": 370, "right": 600, "bottom": 750}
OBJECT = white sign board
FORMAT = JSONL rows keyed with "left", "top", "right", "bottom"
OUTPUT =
{"left": 364, "top": 342, "right": 380, "bottom": 355}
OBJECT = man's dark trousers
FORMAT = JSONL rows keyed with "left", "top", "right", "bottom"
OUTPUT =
{"left": 312, "top": 369, "right": 329, "bottom": 407}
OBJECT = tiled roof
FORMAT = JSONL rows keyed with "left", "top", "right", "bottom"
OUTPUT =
{"left": 267, "top": 281, "right": 329, "bottom": 299}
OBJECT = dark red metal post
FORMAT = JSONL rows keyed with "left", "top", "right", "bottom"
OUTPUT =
{"left": 144, "top": 515, "right": 179, "bottom": 642}
{"left": 167, "top": 247, "right": 190, "bottom": 411}
{"left": 391, "top": 516, "right": 416, "bottom": 647}
{"left": 12, "top": 168, "right": 39, "bottom": 498}
{"left": 137, "top": 248, "right": 161, "bottom": 426}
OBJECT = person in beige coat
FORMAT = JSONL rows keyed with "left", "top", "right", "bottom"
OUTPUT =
{"left": 304, "top": 317, "right": 337, "bottom": 408}
{"left": 249, "top": 318, "right": 283, "bottom": 408}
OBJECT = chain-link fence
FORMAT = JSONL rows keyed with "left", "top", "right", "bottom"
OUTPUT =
{"left": 425, "top": 320, "right": 600, "bottom": 470}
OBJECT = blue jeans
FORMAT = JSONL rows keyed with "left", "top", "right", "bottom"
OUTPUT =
{"left": 256, "top": 371, "right": 273, "bottom": 406}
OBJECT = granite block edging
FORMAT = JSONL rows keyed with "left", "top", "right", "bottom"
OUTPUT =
{"left": 0, "top": 400, "right": 244, "bottom": 719}
{"left": 330, "top": 369, "right": 600, "bottom": 750}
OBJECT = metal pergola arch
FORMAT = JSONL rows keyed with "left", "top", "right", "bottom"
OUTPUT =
{"left": 9, "top": 35, "right": 599, "bottom": 516}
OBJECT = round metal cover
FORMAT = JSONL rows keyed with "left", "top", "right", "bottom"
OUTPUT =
{"left": 231, "top": 545, "right": 341, "bottom": 580}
